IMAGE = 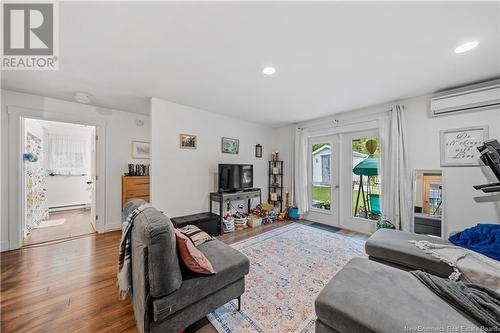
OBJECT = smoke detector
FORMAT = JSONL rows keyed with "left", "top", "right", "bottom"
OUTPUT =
{"left": 74, "top": 92, "right": 92, "bottom": 104}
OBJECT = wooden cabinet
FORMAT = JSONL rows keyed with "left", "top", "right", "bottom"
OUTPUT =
{"left": 122, "top": 176, "right": 150, "bottom": 207}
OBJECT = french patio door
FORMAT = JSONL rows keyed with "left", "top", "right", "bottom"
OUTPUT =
{"left": 307, "top": 135, "right": 340, "bottom": 226}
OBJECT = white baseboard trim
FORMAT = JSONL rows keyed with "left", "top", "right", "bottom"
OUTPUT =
{"left": 49, "top": 204, "right": 90, "bottom": 213}
{"left": 100, "top": 223, "right": 121, "bottom": 233}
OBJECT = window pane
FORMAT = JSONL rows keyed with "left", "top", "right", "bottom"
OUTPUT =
{"left": 312, "top": 143, "right": 331, "bottom": 210}
{"left": 352, "top": 136, "right": 381, "bottom": 220}
{"left": 428, "top": 183, "right": 443, "bottom": 216}
{"left": 421, "top": 174, "right": 443, "bottom": 216}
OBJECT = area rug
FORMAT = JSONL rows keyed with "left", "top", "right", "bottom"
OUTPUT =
{"left": 36, "top": 218, "right": 66, "bottom": 228}
{"left": 207, "top": 223, "right": 367, "bottom": 333}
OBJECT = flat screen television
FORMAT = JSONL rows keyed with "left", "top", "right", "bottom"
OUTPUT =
{"left": 218, "top": 164, "right": 253, "bottom": 192}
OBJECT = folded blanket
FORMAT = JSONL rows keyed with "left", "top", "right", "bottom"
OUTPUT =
{"left": 411, "top": 270, "right": 500, "bottom": 330}
{"left": 117, "top": 203, "right": 152, "bottom": 300}
{"left": 410, "top": 240, "right": 500, "bottom": 293}
{"left": 449, "top": 224, "right": 500, "bottom": 261}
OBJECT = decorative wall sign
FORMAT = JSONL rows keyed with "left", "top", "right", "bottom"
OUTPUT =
{"left": 132, "top": 141, "right": 150, "bottom": 159}
{"left": 221, "top": 137, "right": 239, "bottom": 154}
{"left": 179, "top": 134, "right": 197, "bottom": 149}
{"left": 440, "top": 126, "right": 488, "bottom": 166}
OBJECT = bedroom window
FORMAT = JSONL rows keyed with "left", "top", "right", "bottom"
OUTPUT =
{"left": 48, "top": 133, "right": 89, "bottom": 176}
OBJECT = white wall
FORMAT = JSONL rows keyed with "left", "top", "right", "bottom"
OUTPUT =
{"left": 273, "top": 126, "right": 294, "bottom": 206}
{"left": 404, "top": 95, "right": 500, "bottom": 236}
{"left": 47, "top": 176, "right": 91, "bottom": 208}
{"left": 25, "top": 118, "right": 45, "bottom": 141}
{"left": 1, "top": 90, "right": 150, "bottom": 250}
{"left": 150, "top": 98, "right": 278, "bottom": 218}
{"left": 289, "top": 94, "right": 500, "bottom": 235}
{"left": 42, "top": 121, "right": 93, "bottom": 208}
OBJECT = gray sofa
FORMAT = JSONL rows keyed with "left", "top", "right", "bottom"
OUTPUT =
{"left": 315, "top": 229, "right": 479, "bottom": 333}
{"left": 365, "top": 228, "right": 454, "bottom": 277}
{"left": 315, "top": 258, "right": 478, "bottom": 333}
{"left": 123, "top": 199, "right": 250, "bottom": 333}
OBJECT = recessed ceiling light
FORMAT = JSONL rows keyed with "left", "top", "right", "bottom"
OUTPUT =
{"left": 454, "top": 41, "right": 479, "bottom": 54}
{"left": 262, "top": 66, "right": 276, "bottom": 76}
{"left": 74, "top": 92, "right": 92, "bottom": 104}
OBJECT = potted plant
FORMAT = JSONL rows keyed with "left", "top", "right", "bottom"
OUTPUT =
{"left": 288, "top": 206, "right": 299, "bottom": 219}
{"left": 376, "top": 216, "right": 395, "bottom": 230}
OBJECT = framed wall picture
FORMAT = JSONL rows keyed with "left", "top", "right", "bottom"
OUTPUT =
{"left": 179, "top": 134, "right": 197, "bottom": 149}
{"left": 221, "top": 137, "right": 239, "bottom": 154}
{"left": 131, "top": 141, "right": 150, "bottom": 159}
{"left": 255, "top": 144, "right": 263, "bottom": 158}
{"left": 440, "top": 126, "right": 489, "bottom": 166}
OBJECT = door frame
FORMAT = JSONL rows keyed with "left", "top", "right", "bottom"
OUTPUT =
{"left": 305, "top": 135, "right": 340, "bottom": 226}
{"left": 299, "top": 118, "right": 381, "bottom": 233}
{"left": 338, "top": 129, "right": 380, "bottom": 234}
{"left": 89, "top": 126, "right": 97, "bottom": 231}
{"left": 8, "top": 106, "right": 106, "bottom": 250}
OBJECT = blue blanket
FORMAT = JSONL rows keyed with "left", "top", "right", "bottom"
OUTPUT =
{"left": 448, "top": 224, "right": 500, "bottom": 261}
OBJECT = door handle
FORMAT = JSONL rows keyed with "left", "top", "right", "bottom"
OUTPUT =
{"left": 87, "top": 181, "right": 93, "bottom": 185}
{"left": 334, "top": 185, "right": 340, "bottom": 189}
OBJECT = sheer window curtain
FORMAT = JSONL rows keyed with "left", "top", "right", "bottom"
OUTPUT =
{"left": 380, "top": 105, "right": 414, "bottom": 231}
{"left": 48, "top": 134, "right": 89, "bottom": 175}
{"left": 294, "top": 127, "right": 310, "bottom": 215}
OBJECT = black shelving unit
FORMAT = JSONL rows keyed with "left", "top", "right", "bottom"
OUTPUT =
{"left": 268, "top": 160, "right": 284, "bottom": 211}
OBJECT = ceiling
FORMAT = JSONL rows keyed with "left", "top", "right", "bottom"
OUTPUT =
{"left": 2, "top": 2, "right": 499, "bottom": 126}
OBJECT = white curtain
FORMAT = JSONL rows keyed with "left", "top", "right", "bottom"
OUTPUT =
{"left": 381, "top": 105, "right": 414, "bottom": 231}
{"left": 48, "top": 133, "right": 89, "bottom": 175}
{"left": 294, "top": 127, "right": 310, "bottom": 215}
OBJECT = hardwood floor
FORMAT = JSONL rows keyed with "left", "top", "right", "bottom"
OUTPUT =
{"left": 24, "top": 208, "right": 96, "bottom": 246}
{"left": 1, "top": 221, "right": 367, "bottom": 333}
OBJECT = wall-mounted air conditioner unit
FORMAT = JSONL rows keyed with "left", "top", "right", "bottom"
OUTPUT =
{"left": 431, "top": 81, "right": 500, "bottom": 117}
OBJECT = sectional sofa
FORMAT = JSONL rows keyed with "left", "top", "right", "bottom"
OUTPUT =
{"left": 315, "top": 229, "right": 480, "bottom": 333}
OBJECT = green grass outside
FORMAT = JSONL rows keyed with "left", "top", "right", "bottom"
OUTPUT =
{"left": 312, "top": 186, "right": 331, "bottom": 202}
{"left": 312, "top": 186, "right": 376, "bottom": 215}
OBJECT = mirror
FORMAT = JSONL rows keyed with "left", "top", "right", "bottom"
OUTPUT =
{"left": 414, "top": 170, "right": 443, "bottom": 237}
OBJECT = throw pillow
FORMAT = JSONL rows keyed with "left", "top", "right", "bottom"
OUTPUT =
{"left": 174, "top": 229, "right": 216, "bottom": 275}
{"left": 179, "top": 225, "right": 214, "bottom": 247}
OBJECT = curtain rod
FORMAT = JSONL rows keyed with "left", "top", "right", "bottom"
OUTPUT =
{"left": 297, "top": 107, "right": 394, "bottom": 130}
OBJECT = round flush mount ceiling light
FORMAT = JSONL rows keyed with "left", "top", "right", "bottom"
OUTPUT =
{"left": 74, "top": 92, "right": 92, "bottom": 104}
{"left": 454, "top": 41, "right": 479, "bottom": 54}
{"left": 262, "top": 66, "right": 276, "bottom": 76}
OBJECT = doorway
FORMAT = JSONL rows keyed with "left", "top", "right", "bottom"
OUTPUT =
{"left": 308, "top": 135, "right": 340, "bottom": 226}
{"left": 22, "top": 118, "right": 97, "bottom": 245}
{"left": 305, "top": 129, "right": 381, "bottom": 234}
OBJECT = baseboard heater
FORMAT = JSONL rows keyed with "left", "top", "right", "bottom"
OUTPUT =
{"left": 49, "top": 203, "right": 91, "bottom": 212}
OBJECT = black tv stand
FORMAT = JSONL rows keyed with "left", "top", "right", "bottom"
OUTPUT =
{"left": 243, "top": 187, "right": 260, "bottom": 192}
{"left": 209, "top": 188, "right": 262, "bottom": 235}
{"left": 218, "top": 187, "right": 260, "bottom": 194}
